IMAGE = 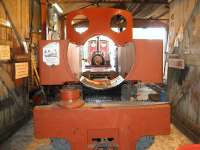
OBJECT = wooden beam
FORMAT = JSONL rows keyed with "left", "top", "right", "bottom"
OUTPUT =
{"left": 134, "top": 18, "right": 168, "bottom": 28}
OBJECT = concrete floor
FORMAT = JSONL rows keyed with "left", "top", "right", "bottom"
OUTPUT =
{"left": 0, "top": 120, "right": 192, "bottom": 150}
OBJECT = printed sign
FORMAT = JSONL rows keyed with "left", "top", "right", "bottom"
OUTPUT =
{"left": 43, "top": 42, "right": 60, "bottom": 66}
{"left": 168, "top": 58, "right": 185, "bottom": 69}
{"left": 0, "top": 45, "right": 10, "bottom": 60}
{"left": 15, "top": 62, "right": 29, "bottom": 79}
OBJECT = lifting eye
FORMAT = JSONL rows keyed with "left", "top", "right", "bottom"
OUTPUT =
{"left": 71, "top": 14, "right": 89, "bottom": 34}
{"left": 110, "top": 14, "right": 127, "bottom": 33}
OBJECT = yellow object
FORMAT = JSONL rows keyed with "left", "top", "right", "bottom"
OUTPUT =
{"left": 15, "top": 62, "right": 29, "bottom": 79}
{"left": 0, "top": 45, "right": 10, "bottom": 60}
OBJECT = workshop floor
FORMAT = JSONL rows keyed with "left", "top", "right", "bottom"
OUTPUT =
{"left": 0, "top": 120, "right": 192, "bottom": 150}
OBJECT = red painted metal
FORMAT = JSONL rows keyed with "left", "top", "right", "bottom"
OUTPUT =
{"left": 34, "top": 104, "right": 170, "bottom": 150}
{"left": 38, "top": 40, "right": 76, "bottom": 85}
{"left": 38, "top": 39, "right": 163, "bottom": 84}
{"left": 58, "top": 100, "right": 85, "bottom": 109}
{"left": 126, "top": 39, "right": 163, "bottom": 83}
{"left": 38, "top": 8, "right": 163, "bottom": 84}
{"left": 59, "top": 88, "right": 84, "bottom": 109}
{"left": 35, "top": 7, "right": 170, "bottom": 150}
{"left": 60, "top": 88, "right": 81, "bottom": 101}
{"left": 66, "top": 8, "right": 133, "bottom": 46}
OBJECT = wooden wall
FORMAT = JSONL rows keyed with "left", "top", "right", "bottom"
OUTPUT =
{"left": 167, "top": 0, "right": 200, "bottom": 142}
{"left": 168, "top": 0, "right": 197, "bottom": 53}
{"left": 0, "top": 0, "right": 40, "bottom": 142}
{"left": 0, "top": 0, "right": 30, "bottom": 48}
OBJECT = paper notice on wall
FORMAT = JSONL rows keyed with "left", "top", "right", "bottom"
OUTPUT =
{"left": 168, "top": 58, "right": 185, "bottom": 69}
{"left": 15, "top": 62, "right": 29, "bottom": 79}
{"left": 43, "top": 42, "right": 60, "bottom": 66}
{"left": 0, "top": 45, "right": 10, "bottom": 60}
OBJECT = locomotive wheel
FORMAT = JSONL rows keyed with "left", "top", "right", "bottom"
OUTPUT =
{"left": 50, "top": 136, "right": 154, "bottom": 150}
{"left": 136, "top": 136, "right": 155, "bottom": 150}
{"left": 51, "top": 138, "right": 71, "bottom": 150}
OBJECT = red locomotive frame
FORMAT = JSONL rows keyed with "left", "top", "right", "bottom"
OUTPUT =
{"left": 34, "top": 7, "right": 170, "bottom": 150}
